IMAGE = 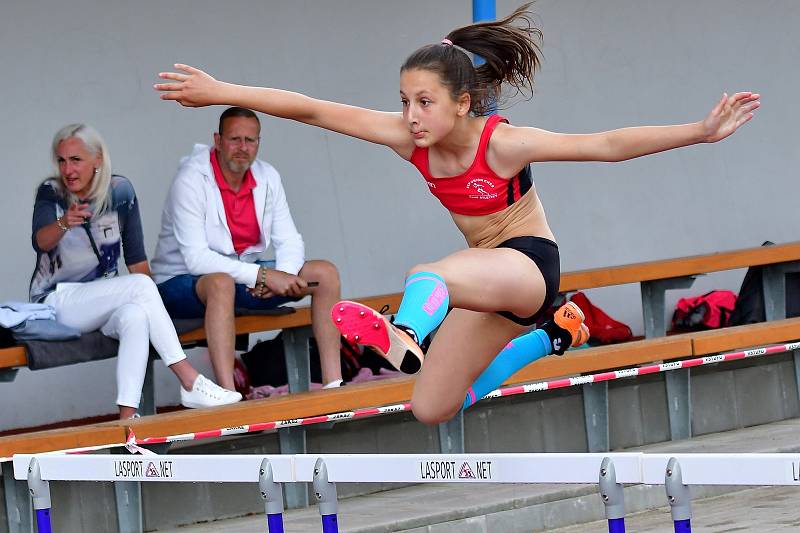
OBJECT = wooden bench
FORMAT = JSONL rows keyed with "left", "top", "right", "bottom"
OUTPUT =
{"left": 0, "top": 422, "right": 125, "bottom": 460}
{"left": 125, "top": 335, "right": 694, "bottom": 440}
{"left": 2, "top": 240, "right": 798, "bottom": 391}
{"left": 692, "top": 317, "right": 800, "bottom": 356}
{"left": 560, "top": 241, "right": 800, "bottom": 338}
{"left": 0, "top": 293, "right": 406, "bottom": 411}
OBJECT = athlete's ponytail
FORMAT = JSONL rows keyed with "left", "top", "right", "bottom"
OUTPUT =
{"left": 401, "top": 3, "right": 542, "bottom": 116}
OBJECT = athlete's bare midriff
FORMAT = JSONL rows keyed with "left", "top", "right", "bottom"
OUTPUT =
{"left": 450, "top": 187, "right": 555, "bottom": 249}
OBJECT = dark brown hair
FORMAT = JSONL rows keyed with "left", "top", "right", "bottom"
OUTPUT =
{"left": 218, "top": 106, "right": 260, "bottom": 135}
{"left": 400, "top": 3, "right": 542, "bottom": 116}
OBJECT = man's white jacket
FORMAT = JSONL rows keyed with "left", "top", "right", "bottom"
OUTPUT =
{"left": 151, "top": 144, "right": 305, "bottom": 287}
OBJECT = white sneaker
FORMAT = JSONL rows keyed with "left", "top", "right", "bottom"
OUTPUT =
{"left": 180, "top": 374, "right": 242, "bottom": 409}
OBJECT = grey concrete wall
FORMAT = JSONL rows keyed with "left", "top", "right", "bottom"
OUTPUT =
{"left": 1, "top": 0, "right": 797, "bottom": 427}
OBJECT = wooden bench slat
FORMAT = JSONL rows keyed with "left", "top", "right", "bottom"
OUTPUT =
{"left": 128, "top": 337, "right": 693, "bottom": 439}
{"left": 560, "top": 242, "right": 800, "bottom": 291}
{"left": 7, "top": 241, "right": 800, "bottom": 365}
{"left": 127, "top": 376, "right": 416, "bottom": 439}
{"left": 692, "top": 317, "right": 800, "bottom": 355}
{"left": 178, "top": 293, "right": 405, "bottom": 343}
{"left": 508, "top": 336, "right": 693, "bottom": 384}
{"left": 0, "top": 346, "right": 27, "bottom": 368}
{"left": 0, "top": 424, "right": 126, "bottom": 458}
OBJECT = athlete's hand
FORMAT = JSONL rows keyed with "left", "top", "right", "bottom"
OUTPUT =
{"left": 701, "top": 92, "right": 760, "bottom": 143}
{"left": 154, "top": 64, "right": 221, "bottom": 108}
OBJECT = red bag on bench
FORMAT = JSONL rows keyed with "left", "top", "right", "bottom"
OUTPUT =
{"left": 671, "top": 290, "right": 737, "bottom": 331}
{"left": 569, "top": 292, "right": 633, "bottom": 345}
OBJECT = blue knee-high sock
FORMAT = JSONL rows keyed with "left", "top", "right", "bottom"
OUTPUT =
{"left": 463, "top": 328, "right": 553, "bottom": 410}
{"left": 394, "top": 271, "right": 449, "bottom": 343}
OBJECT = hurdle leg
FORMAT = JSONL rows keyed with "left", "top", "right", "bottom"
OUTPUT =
{"left": 26, "top": 459, "right": 52, "bottom": 533}
{"left": 312, "top": 459, "right": 338, "bottom": 533}
{"left": 599, "top": 457, "right": 626, "bottom": 532}
{"left": 259, "top": 459, "right": 285, "bottom": 533}
{"left": 665, "top": 457, "right": 692, "bottom": 533}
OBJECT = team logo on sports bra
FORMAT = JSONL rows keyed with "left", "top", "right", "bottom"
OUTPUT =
{"left": 466, "top": 178, "right": 499, "bottom": 200}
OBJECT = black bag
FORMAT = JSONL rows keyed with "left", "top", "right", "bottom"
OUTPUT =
{"left": 729, "top": 241, "right": 800, "bottom": 326}
{"left": 0, "top": 327, "right": 15, "bottom": 349}
{"left": 241, "top": 333, "right": 366, "bottom": 387}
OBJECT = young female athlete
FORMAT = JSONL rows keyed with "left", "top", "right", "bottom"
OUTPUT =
{"left": 155, "top": 4, "right": 759, "bottom": 425}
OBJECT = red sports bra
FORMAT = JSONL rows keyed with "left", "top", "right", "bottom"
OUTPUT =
{"left": 409, "top": 114, "right": 533, "bottom": 216}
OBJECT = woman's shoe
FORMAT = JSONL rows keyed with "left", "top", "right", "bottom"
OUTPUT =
{"left": 554, "top": 301, "right": 590, "bottom": 350}
{"left": 331, "top": 300, "right": 424, "bottom": 374}
{"left": 180, "top": 374, "right": 242, "bottom": 408}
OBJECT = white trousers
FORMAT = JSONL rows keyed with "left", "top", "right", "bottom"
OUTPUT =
{"left": 45, "top": 274, "right": 187, "bottom": 408}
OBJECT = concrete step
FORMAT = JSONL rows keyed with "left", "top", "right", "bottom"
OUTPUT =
{"left": 551, "top": 486, "right": 800, "bottom": 532}
{"left": 153, "top": 418, "right": 800, "bottom": 532}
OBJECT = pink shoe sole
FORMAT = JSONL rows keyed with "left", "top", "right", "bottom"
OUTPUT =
{"left": 331, "top": 300, "right": 423, "bottom": 374}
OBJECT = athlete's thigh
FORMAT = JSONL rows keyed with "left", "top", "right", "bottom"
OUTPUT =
{"left": 426, "top": 247, "right": 547, "bottom": 318}
{"left": 412, "top": 308, "right": 527, "bottom": 419}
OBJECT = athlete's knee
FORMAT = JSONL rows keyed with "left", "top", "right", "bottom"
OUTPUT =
{"left": 411, "top": 396, "right": 460, "bottom": 426}
{"left": 406, "top": 263, "right": 440, "bottom": 279}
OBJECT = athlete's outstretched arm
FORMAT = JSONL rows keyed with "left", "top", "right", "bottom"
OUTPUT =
{"left": 155, "top": 64, "right": 415, "bottom": 157}
{"left": 495, "top": 92, "right": 760, "bottom": 164}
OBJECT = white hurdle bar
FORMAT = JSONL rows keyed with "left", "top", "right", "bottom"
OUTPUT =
{"left": 13, "top": 454, "right": 294, "bottom": 533}
{"left": 641, "top": 453, "right": 800, "bottom": 485}
{"left": 13, "top": 452, "right": 800, "bottom": 533}
{"left": 294, "top": 452, "right": 642, "bottom": 483}
{"left": 13, "top": 454, "right": 293, "bottom": 484}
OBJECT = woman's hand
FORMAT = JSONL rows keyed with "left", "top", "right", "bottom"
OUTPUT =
{"left": 63, "top": 202, "right": 92, "bottom": 228}
{"left": 154, "top": 64, "right": 222, "bottom": 108}
{"left": 701, "top": 92, "right": 760, "bottom": 143}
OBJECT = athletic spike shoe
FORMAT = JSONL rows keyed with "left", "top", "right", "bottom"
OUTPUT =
{"left": 554, "top": 301, "right": 590, "bottom": 349}
{"left": 331, "top": 300, "right": 424, "bottom": 374}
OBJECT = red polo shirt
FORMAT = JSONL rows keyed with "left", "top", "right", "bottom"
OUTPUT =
{"left": 210, "top": 149, "right": 260, "bottom": 255}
